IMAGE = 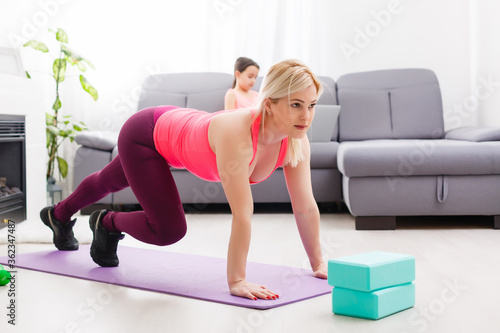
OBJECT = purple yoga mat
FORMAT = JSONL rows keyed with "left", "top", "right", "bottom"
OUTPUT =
{"left": 0, "top": 245, "right": 330, "bottom": 309}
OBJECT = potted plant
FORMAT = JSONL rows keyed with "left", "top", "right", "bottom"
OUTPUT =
{"left": 23, "top": 28, "right": 98, "bottom": 183}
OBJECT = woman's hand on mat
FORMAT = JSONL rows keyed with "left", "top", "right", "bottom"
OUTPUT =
{"left": 229, "top": 280, "right": 279, "bottom": 300}
{"left": 312, "top": 261, "right": 328, "bottom": 279}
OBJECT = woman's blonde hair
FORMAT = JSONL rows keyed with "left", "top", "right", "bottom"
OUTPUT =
{"left": 255, "top": 59, "right": 323, "bottom": 167}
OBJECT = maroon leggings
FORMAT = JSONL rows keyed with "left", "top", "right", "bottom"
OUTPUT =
{"left": 53, "top": 107, "right": 187, "bottom": 246}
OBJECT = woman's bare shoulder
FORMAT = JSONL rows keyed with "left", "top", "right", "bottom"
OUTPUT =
{"left": 212, "top": 109, "right": 253, "bottom": 131}
{"left": 209, "top": 109, "right": 254, "bottom": 152}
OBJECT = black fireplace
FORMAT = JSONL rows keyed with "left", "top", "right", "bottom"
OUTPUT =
{"left": 0, "top": 115, "right": 26, "bottom": 228}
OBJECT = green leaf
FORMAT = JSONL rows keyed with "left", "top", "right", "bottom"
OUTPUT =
{"left": 53, "top": 58, "right": 66, "bottom": 83}
{"left": 62, "top": 47, "right": 77, "bottom": 65}
{"left": 77, "top": 121, "right": 88, "bottom": 131}
{"left": 55, "top": 28, "right": 68, "bottom": 43}
{"left": 61, "top": 45, "right": 95, "bottom": 72}
{"left": 52, "top": 97, "right": 62, "bottom": 112}
{"left": 47, "top": 125, "right": 60, "bottom": 136}
{"left": 83, "top": 58, "right": 95, "bottom": 70}
{"left": 23, "top": 40, "right": 49, "bottom": 52}
{"left": 64, "top": 54, "right": 77, "bottom": 66}
{"left": 61, "top": 44, "right": 72, "bottom": 56}
{"left": 61, "top": 45, "right": 84, "bottom": 65}
{"left": 57, "top": 157, "right": 68, "bottom": 178}
{"left": 26, "top": 71, "right": 31, "bottom": 79}
{"left": 76, "top": 61, "right": 87, "bottom": 72}
{"left": 79, "top": 75, "right": 98, "bottom": 101}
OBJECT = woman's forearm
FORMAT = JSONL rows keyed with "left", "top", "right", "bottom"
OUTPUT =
{"left": 294, "top": 206, "right": 323, "bottom": 270}
{"left": 227, "top": 216, "right": 252, "bottom": 286}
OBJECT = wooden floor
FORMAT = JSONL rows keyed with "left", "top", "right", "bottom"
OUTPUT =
{"left": 0, "top": 210, "right": 499, "bottom": 332}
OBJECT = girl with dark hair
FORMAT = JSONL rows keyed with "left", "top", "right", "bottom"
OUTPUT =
{"left": 224, "top": 57, "right": 260, "bottom": 110}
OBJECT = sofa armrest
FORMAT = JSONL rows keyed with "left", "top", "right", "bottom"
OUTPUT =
{"left": 75, "top": 131, "right": 119, "bottom": 151}
{"left": 445, "top": 126, "right": 500, "bottom": 142}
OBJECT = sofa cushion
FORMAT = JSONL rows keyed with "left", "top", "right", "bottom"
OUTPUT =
{"left": 307, "top": 105, "right": 340, "bottom": 142}
{"left": 389, "top": 84, "right": 444, "bottom": 139}
{"left": 137, "top": 92, "right": 187, "bottom": 110}
{"left": 446, "top": 126, "right": 500, "bottom": 142}
{"left": 337, "top": 69, "right": 444, "bottom": 142}
{"left": 137, "top": 73, "right": 233, "bottom": 111}
{"left": 339, "top": 89, "right": 392, "bottom": 141}
{"left": 186, "top": 89, "right": 227, "bottom": 112}
{"left": 140, "top": 73, "right": 233, "bottom": 94}
{"left": 317, "top": 76, "right": 338, "bottom": 105}
{"left": 337, "top": 139, "right": 500, "bottom": 177}
{"left": 310, "top": 142, "right": 339, "bottom": 168}
{"left": 75, "top": 131, "right": 118, "bottom": 151}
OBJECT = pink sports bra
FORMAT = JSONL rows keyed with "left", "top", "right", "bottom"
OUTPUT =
{"left": 153, "top": 106, "right": 288, "bottom": 183}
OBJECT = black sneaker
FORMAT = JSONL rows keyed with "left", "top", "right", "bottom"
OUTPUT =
{"left": 40, "top": 206, "right": 79, "bottom": 251}
{"left": 89, "top": 209, "right": 124, "bottom": 267}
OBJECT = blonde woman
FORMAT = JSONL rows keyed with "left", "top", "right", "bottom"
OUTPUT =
{"left": 40, "top": 59, "right": 328, "bottom": 301}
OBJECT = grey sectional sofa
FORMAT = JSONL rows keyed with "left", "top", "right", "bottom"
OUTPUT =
{"left": 73, "top": 69, "right": 500, "bottom": 229}
{"left": 336, "top": 69, "right": 500, "bottom": 229}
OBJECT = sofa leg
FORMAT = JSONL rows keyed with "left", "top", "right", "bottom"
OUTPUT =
{"left": 355, "top": 216, "right": 397, "bottom": 230}
{"left": 494, "top": 216, "right": 500, "bottom": 230}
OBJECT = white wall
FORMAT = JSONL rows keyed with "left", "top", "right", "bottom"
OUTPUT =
{"left": 329, "top": 0, "right": 476, "bottom": 130}
{"left": 473, "top": 0, "right": 500, "bottom": 127}
{"left": 1, "top": 0, "right": 499, "bottom": 193}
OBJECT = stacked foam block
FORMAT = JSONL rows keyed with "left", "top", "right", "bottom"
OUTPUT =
{"left": 328, "top": 251, "right": 415, "bottom": 320}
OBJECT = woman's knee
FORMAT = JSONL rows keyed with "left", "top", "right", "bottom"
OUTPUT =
{"left": 149, "top": 221, "right": 187, "bottom": 246}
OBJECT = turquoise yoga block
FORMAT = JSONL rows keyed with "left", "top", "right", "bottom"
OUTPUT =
{"left": 332, "top": 282, "right": 415, "bottom": 320}
{"left": 328, "top": 251, "right": 415, "bottom": 291}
